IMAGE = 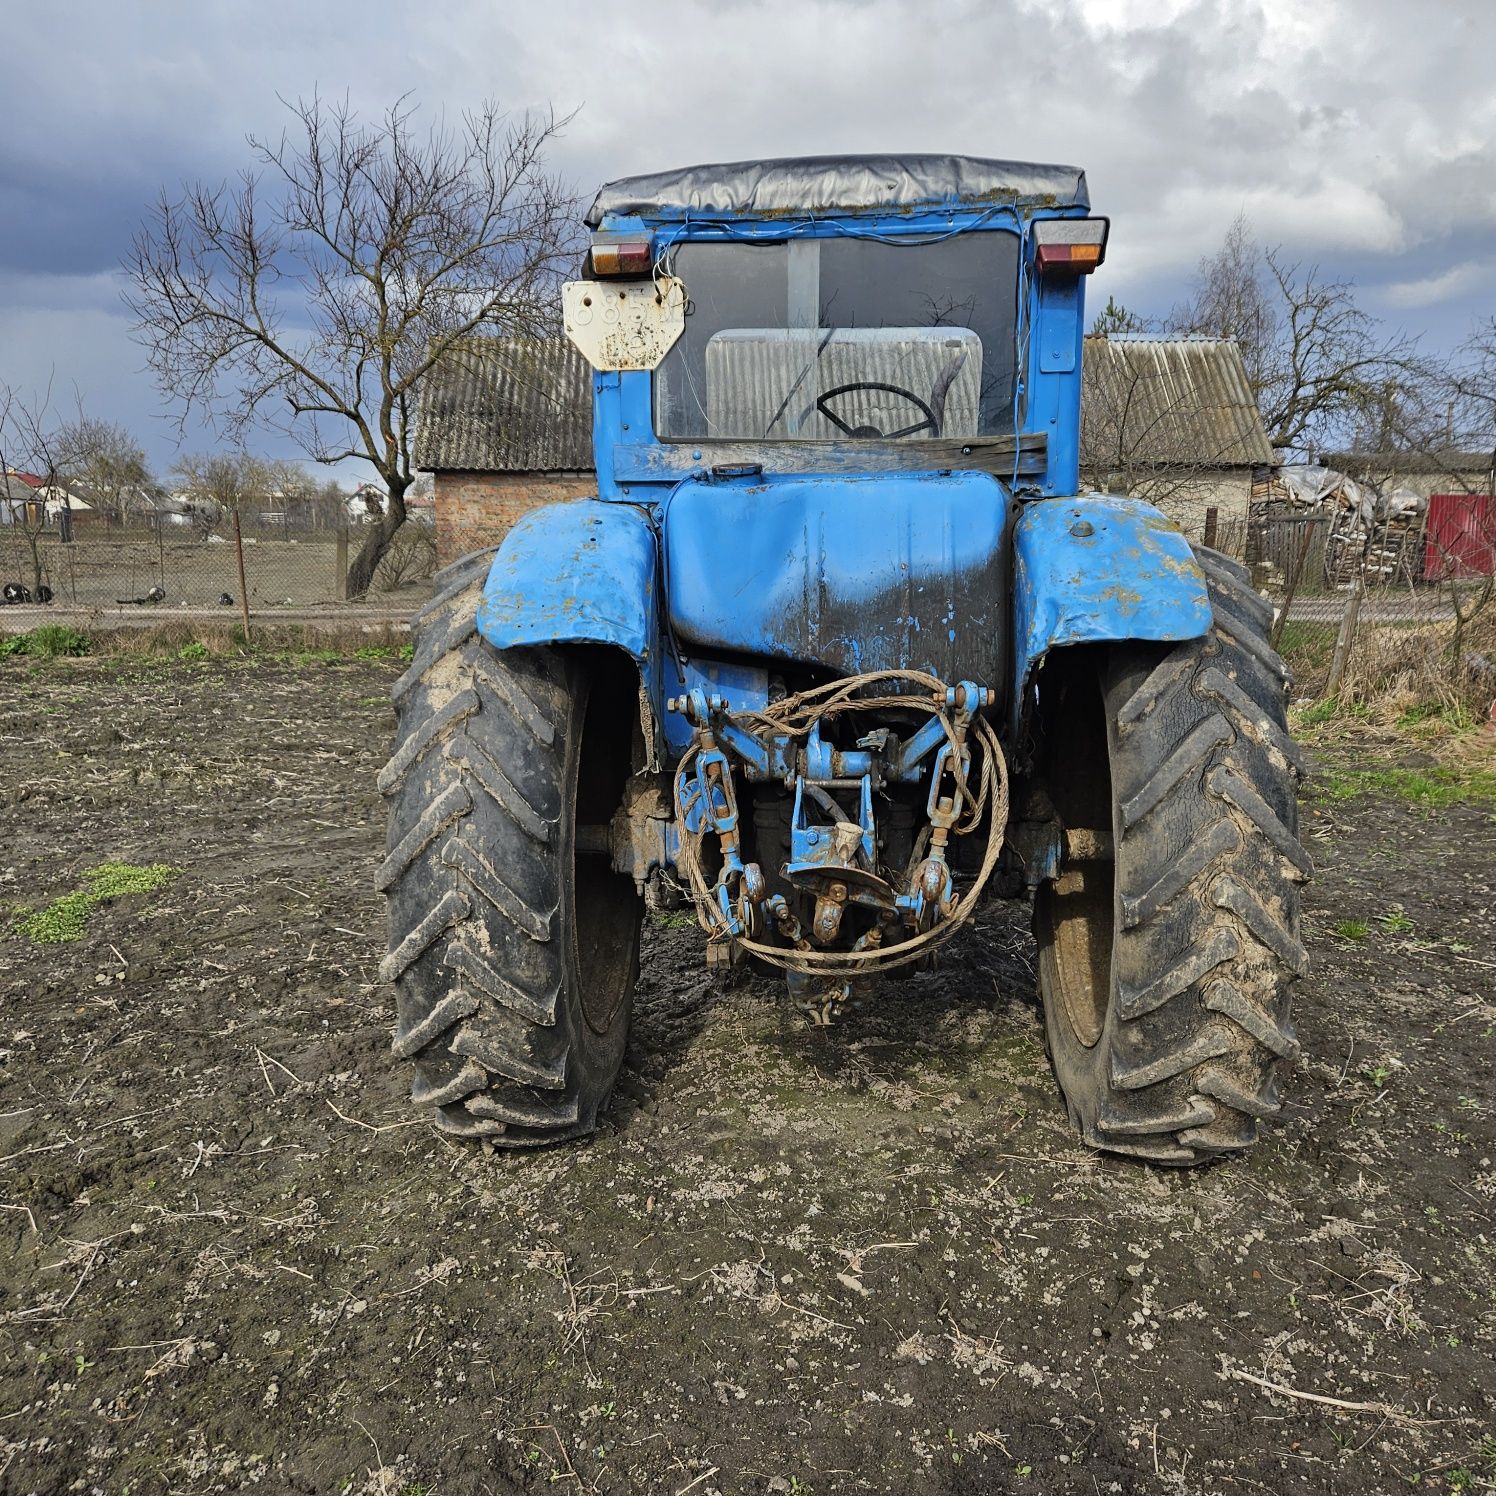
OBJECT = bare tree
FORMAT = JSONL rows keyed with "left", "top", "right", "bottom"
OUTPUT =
{"left": 314, "top": 477, "right": 349, "bottom": 531}
{"left": 1172, "top": 213, "right": 1420, "bottom": 456}
{"left": 1441, "top": 318, "right": 1496, "bottom": 494}
{"left": 170, "top": 451, "right": 271, "bottom": 534}
{"left": 1345, "top": 324, "right": 1496, "bottom": 502}
{"left": 1172, "top": 216, "right": 1277, "bottom": 391}
{"left": 52, "top": 416, "right": 152, "bottom": 525}
{"left": 126, "top": 96, "right": 581, "bottom": 596}
{"left": 0, "top": 383, "right": 63, "bottom": 601}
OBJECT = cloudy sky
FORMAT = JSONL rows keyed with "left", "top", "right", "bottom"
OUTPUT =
{"left": 3, "top": 0, "right": 1493, "bottom": 476}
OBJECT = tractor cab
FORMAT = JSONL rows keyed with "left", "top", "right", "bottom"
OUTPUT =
{"left": 569, "top": 153, "right": 1108, "bottom": 501}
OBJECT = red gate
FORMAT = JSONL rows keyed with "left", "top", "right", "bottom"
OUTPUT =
{"left": 1424, "top": 493, "right": 1496, "bottom": 580}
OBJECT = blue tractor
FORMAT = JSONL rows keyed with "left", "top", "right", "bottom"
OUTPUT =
{"left": 380, "top": 155, "right": 1306, "bottom": 1165}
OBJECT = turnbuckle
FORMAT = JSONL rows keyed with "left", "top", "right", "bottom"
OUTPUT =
{"left": 896, "top": 696, "right": 977, "bottom": 932}
{"left": 686, "top": 717, "right": 767, "bottom": 945}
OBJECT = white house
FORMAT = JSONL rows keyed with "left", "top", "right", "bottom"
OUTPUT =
{"left": 0, "top": 470, "right": 94, "bottom": 527}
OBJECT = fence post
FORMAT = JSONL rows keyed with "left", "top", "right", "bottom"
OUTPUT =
{"left": 1203, "top": 506, "right": 1219, "bottom": 551}
{"left": 335, "top": 523, "right": 349, "bottom": 601}
{"left": 1325, "top": 577, "right": 1363, "bottom": 700}
{"left": 1270, "top": 518, "right": 1321, "bottom": 650}
{"left": 232, "top": 508, "right": 252, "bottom": 644}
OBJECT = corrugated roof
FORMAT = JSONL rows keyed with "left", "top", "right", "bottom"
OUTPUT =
{"left": 416, "top": 333, "right": 1274, "bottom": 474}
{"left": 413, "top": 337, "right": 592, "bottom": 473}
{"left": 1328, "top": 449, "right": 1496, "bottom": 478}
{"left": 1081, "top": 336, "right": 1273, "bottom": 470}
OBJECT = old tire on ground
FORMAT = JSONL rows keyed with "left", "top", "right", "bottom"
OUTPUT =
{"left": 379, "top": 550, "right": 641, "bottom": 1145}
{"left": 1033, "top": 547, "right": 1310, "bottom": 1165}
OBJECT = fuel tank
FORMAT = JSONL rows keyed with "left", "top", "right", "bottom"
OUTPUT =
{"left": 663, "top": 468, "right": 1012, "bottom": 691}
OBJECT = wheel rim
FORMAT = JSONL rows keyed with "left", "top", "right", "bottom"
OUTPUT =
{"left": 573, "top": 853, "right": 638, "bottom": 1033}
{"left": 1037, "top": 864, "right": 1112, "bottom": 1049}
{"left": 572, "top": 664, "right": 641, "bottom": 1035}
{"left": 1034, "top": 651, "right": 1116, "bottom": 1053}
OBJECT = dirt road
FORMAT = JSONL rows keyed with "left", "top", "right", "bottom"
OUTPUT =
{"left": 2, "top": 657, "right": 1493, "bottom": 1494}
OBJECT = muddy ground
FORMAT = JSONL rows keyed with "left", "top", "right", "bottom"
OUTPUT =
{"left": 1, "top": 657, "right": 1493, "bottom": 1496}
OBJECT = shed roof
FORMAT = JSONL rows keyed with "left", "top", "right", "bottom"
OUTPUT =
{"left": 1080, "top": 336, "right": 1274, "bottom": 470}
{"left": 587, "top": 154, "right": 1088, "bottom": 226}
{"left": 412, "top": 337, "right": 592, "bottom": 473}
{"left": 416, "top": 334, "right": 1274, "bottom": 475}
{"left": 1326, "top": 449, "right": 1496, "bottom": 478}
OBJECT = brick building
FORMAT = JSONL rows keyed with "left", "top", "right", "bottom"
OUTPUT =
{"left": 417, "top": 332, "right": 1273, "bottom": 564}
{"left": 412, "top": 337, "right": 592, "bottom": 566}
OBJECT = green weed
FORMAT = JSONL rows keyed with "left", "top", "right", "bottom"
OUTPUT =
{"left": 0, "top": 625, "right": 91, "bottom": 658}
{"left": 1334, "top": 919, "right": 1371, "bottom": 941}
{"left": 1296, "top": 697, "right": 1342, "bottom": 726}
{"left": 649, "top": 910, "right": 699, "bottom": 930}
{"left": 1314, "top": 763, "right": 1496, "bottom": 810}
{"left": 177, "top": 641, "right": 209, "bottom": 660}
{"left": 1396, "top": 700, "right": 1477, "bottom": 732}
{"left": 1379, "top": 908, "right": 1416, "bottom": 936}
{"left": 1292, "top": 695, "right": 1373, "bottom": 727}
{"left": 17, "top": 862, "right": 178, "bottom": 944}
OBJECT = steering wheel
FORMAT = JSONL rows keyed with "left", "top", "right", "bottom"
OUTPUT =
{"left": 815, "top": 381, "right": 940, "bottom": 440}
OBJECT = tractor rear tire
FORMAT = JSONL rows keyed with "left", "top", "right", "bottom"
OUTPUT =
{"left": 1034, "top": 547, "right": 1309, "bottom": 1165}
{"left": 379, "top": 551, "right": 641, "bottom": 1145}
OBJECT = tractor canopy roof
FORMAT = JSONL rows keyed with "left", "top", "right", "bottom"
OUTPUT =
{"left": 585, "top": 153, "right": 1089, "bottom": 226}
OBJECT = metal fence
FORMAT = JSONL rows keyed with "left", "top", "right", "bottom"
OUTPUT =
{"left": 0, "top": 516, "right": 436, "bottom": 618}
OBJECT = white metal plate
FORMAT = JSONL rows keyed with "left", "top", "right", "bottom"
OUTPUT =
{"left": 562, "top": 276, "right": 686, "bottom": 372}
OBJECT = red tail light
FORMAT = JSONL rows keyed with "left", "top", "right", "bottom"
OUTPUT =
{"left": 588, "top": 239, "right": 654, "bottom": 277}
{"left": 1033, "top": 217, "right": 1109, "bottom": 275}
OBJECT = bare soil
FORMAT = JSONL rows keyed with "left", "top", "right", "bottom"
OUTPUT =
{"left": 1, "top": 658, "right": 1493, "bottom": 1496}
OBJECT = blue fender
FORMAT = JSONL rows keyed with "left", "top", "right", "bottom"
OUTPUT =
{"left": 1012, "top": 495, "right": 1211, "bottom": 726}
{"left": 476, "top": 500, "right": 659, "bottom": 662}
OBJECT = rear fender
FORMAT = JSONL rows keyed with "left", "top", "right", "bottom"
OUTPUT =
{"left": 1012, "top": 495, "right": 1211, "bottom": 730}
{"left": 477, "top": 500, "right": 659, "bottom": 665}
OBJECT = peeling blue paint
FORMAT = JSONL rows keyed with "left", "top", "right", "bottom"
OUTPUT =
{"left": 477, "top": 501, "right": 658, "bottom": 662}
{"left": 1012, "top": 493, "right": 1211, "bottom": 728}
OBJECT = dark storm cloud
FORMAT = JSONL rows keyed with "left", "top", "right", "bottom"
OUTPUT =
{"left": 2, "top": 0, "right": 1494, "bottom": 473}
{"left": 0, "top": 159, "right": 158, "bottom": 278}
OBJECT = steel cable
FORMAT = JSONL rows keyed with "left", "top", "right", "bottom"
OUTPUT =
{"left": 671, "top": 669, "right": 1009, "bottom": 976}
